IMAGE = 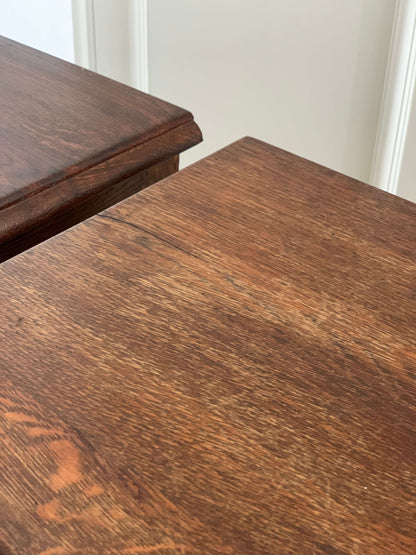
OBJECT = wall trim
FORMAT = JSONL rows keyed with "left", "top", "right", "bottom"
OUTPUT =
{"left": 71, "top": 0, "right": 148, "bottom": 92}
{"left": 129, "top": 0, "right": 149, "bottom": 92}
{"left": 370, "top": 0, "right": 416, "bottom": 194}
{"left": 71, "top": 0, "right": 97, "bottom": 71}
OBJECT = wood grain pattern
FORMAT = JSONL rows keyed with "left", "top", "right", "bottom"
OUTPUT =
{"left": 0, "top": 380, "right": 229, "bottom": 554}
{"left": 0, "top": 36, "right": 201, "bottom": 262}
{"left": 0, "top": 154, "right": 179, "bottom": 264}
{"left": 1, "top": 137, "right": 415, "bottom": 554}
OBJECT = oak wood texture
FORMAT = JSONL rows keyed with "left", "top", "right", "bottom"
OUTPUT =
{"left": 1, "top": 137, "right": 415, "bottom": 554}
{"left": 0, "top": 36, "right": 201, "bottom": 262}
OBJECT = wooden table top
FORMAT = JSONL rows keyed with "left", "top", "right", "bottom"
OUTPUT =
{"left": 0, "top": 36, "right": 201, "bottom": 261}
{"left": 1, "top": 137, "right": 415, "bottom": 554}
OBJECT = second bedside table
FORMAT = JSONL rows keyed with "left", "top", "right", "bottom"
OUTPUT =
{"left": 0, "top": 36, "right": 202, "bottom": 262}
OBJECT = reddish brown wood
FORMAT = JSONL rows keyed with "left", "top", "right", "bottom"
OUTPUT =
{"left": 0, "top": 155, "right": 179, "bottom": 263}
{"left": 0, "top": 36, "right": 201, "bottom": 262}
{"left": 1, "top": 137, "right": 415, "bottom": 554}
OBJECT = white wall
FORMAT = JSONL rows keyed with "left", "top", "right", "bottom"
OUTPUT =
{"left": 1, "top": 0, "right": 74, "bottom": 62}
{"left": 148, "top": 0, "right": 395, "bottom": 182}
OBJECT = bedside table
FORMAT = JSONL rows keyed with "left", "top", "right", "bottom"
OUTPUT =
{"left": 0, "top": 36, "right": 201, "bottom": 262}
{"left": 1, "top": 137, "right": 415, "bottom": 553}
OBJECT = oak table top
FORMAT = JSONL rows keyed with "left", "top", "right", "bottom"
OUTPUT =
{"left": 1, "top": 137, "right": 415, "bottom": 554}
{"left": 0, "top": 36, "right": 201, "bottom": 262}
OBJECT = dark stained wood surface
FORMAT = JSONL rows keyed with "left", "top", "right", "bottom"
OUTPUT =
{"left": 0, "top": 36, "right": 201, "bottom": 262}
{"left": 1, "top": 137, "right": 415, "bottom": 554}
{"left": 0, "top": 154, "right": 179, "bottom": 263}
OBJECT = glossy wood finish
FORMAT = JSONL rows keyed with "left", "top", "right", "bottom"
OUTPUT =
{"left": 1, "top": 137, "right": 415, "bottom": 554}
{"left": 0, "top": 36, "right": 201, "bottom": 262}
